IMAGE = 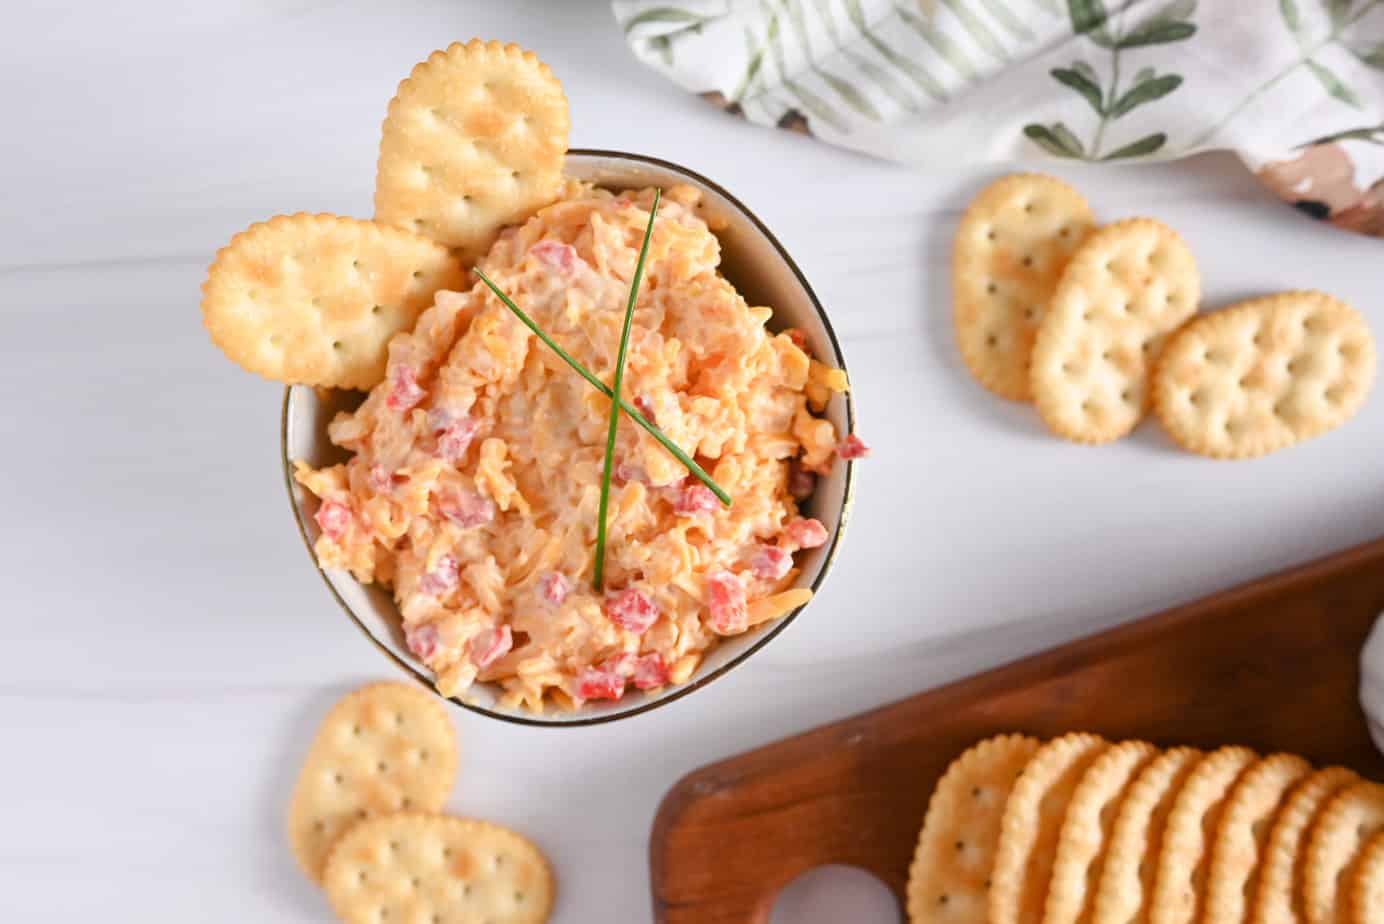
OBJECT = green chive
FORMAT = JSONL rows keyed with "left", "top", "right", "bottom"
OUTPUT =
{"left": 471, "top": 268, "right": 730, "bottom": 508}
{"left": 594, "top": 188, "right": 661, "bottom": 589}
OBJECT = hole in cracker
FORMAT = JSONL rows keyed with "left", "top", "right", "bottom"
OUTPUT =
{"left": 400, "top": 796, "right": 412, "bottom": 810}
{"left": 372, "top": 305, "right": 383, "bottom": 315}
{"left": 1121, "top": 390, "right": 1133, "bottom": 403}
{"left": 463, "top": 883, "right": 472, "bottom": 897}
{"left": 939, "top": 894, "right": 949, "bottom": 905}
{"left": 247, "top": 289, "right": 258, "bottom": 300}
{"left": 314, "top": 820, "right": 326, "bottom": 833}
{"left": 334, "top": 772, "right": 345, "bottom": 784}
{"left": 389, "top": 840, "right": 400, "bottom": 852}
{"left": 1023, "top": 202, "right": 1034, "bottom": 213}
{"left": 955, "top": 840, "right": 965, "bottom": 851}
{"left": 516, "top": 890, "right": 525, "bottom": 902}
{"left": 972, "top": 786, "right": 982, "bottom": 798}
{"left": 986, "top": 334, "right": 998, "bottom": 348}
{"left": 411, "top": 877, "right": 421, "bottom": 889}
{"left": 1059, "top": 226, "right": 1070, "bottom": 238}
{"left": 986, "top": 230, "right": 996, "bottom": 241}
{"left": 986, "top": 282, "right": 997, "bottom": 294}
{"left": 1024, "top": 308, "right": 1035, "bottom": 321}
{"left": 511, "top": 170, "right": 521, "bottom": 180}
{"left": 358, "top": 871, "right": 368, "bottom": 884}
{"left": 412, "top": 271, "right": 423, "bottom": 279}
{"left": 378, "top": 761, "right": 389, "bottom": 773}
{"left": 352, "top": 724, "right": 361, "bottom": 736}
{"left": 333, "top": 341, "right": 343, "bottom": 350}
{"left": 1021, "top": 256, "right": 1033, "bottom": 268}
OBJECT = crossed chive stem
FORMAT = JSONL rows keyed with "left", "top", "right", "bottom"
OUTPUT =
{"left": 471, "top": 188, "right": 732, "bottom": 590}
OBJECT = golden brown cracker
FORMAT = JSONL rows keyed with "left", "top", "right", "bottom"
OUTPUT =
{"left": 1250, "top": 767, "right": 1358, "bottom": 924}
{"left": 990, "top": 733, "right": 1110, "bottom": 924}
{"left": 1149, "top": 746, "right": 1258, "bottom": 924}
{"left": 1153, "top": 291, "right": 1375, "bottom": 459}
{"left": 288, "top": 682, "right": 458, "bottom": 883}
{"left": 1045, "top": 740, "right": 1160, "bottom": 924}
{"left": 1203, "top": 753, "right": 1313, "bottom": 924}
{"left": 1350, "top": 831, "right": 1384, "bottom": 924}
{"left": 1030, "top": 218, "right": 1200, "bottom": 444}
{"left": 375, "top": 39, "right": 570, "bottom": 264}
{"left": 202, "top": 213, "right": 466, "bottom": 389}
{"left": 1091, "top": 747, "right": 1204, "bottom": 924}
{"left": 906, "top": 735, "right": 1042, "bottom": 922}
{"left": 323, "top": 813, "right": 553, "bottom": 924}
{"left": 953, "top": 174, "right": 1097, "bottom": 401}
{"left": 1302, "top": 781, "right": 1384, "bottom": 924}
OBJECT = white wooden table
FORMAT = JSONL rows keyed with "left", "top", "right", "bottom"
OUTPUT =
{"left": 4, "top": 2, "right": 1382, "bottom": 921}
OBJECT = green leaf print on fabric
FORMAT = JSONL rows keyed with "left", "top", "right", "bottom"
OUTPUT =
{"left": 1103, "top": 132, "right": 1168, "bottom": 158}
{"left": 1353, "top": 40, "right": 1384, "bottom": 69}
{"left": 1026, "top": 0, "right": 1195, "bottom": 160}
{"left": 1109, "top": 72, "right": 1182, "bottom": 116}
{"left": 1193, "top": 0, "right": 1378, "bottom": 148}
{"left": 844, "top": 0, "right": 946, "bottom": 103}
{"left": 1306, "top": 58, "right": 1364, "bottom": 107}
{"left": 1052, "top": 65, "right": 1105, "bottom": 113}
{"left": 621, "top": 7, "right": 713, "bottom": 34}
{"left": 1024, "top": 122, "right": 1086, "bottom": 157}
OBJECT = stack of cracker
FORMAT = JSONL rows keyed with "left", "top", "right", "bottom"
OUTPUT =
{"left": 953, "top": 175, "right": 1376, "bottom": 459}
{"left": 906, "top": 734, "right": 1384, "bottom": 924}
{"left": 289, "top": 682, "right": 554, "bottom": 924}
{"left": 202, "top": 38, "right": 570, "bottom": 393}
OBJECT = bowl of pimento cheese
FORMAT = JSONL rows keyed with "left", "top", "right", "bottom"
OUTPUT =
{"left": 284, "top": 150, "right": 862, "bottom": 725}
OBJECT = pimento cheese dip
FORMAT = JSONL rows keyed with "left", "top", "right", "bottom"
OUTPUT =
{"left": 295, "top": 183, "right": 863, "bottom": 712}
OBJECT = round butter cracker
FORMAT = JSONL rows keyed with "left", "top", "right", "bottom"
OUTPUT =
{"left": 323, "top": 813, "right": 554, "bottom": 924}
{"left": 1030, "top": 217, "right": 1200, "bottom": 444}
{"left": 1045, "top": 740, "right": 1160, "bottom": 924}
{"left": 1250, "top": 767, "right": 1358, "bottom": 924}
{"left": 1091, "top": 746, "right": 1203, "bottom": 924}
{"left": 953, "top": 174, "right": 1097, "bottom": 401}
{"left": 375, "top": 39, "right": 570, "bottom": 265}
{"left": 1153, "top": 290, "right": 1375, "bottom": 459}
{"left": 287, "top": 682, "right": 458, "bottom": 884}
{"left": 905, "top": 734, "right": 1041, "bottom": 922}
{"left": 990, "top": 733, "right": 1109, "bottom": 924}
{"left": 1302, "top": 781, "right": 1384, "bottom": 924}
{"left": 1203, "top": 753, "right": 1312, "bottom": 924}
{"left": 1149, "top": 745, "right": 1257, "bottom": 924}
{"left": 202, "top": 213, "right": 466, "bottom": 389}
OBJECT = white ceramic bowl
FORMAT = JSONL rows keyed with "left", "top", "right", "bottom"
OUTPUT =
{"left": 283, "top": 150, "right": 857, "bottom": 725}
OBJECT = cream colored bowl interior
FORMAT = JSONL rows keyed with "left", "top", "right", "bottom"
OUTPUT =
{"left": 283, "top": 150, "right": 856, "bottom": 725}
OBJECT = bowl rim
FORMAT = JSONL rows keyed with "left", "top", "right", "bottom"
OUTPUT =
{"left": 281, "top": 147, "right": 857, "bottom": 727}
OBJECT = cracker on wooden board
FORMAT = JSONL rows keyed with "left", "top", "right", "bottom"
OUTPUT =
{"left": 1030, "top": 218, "right": 1200, "bottom": 444}
{"left": 1202, "top": 753, "right": 1312, "bottom": 924}
{"left": 288, "top": 682, "right": 458, "bottom": 884}
{"left": 906, "top": 734, "right": 1041, "bottom": 923}
{"left": 1153, "top": 290, "right": 1376, "bottom": 459}
{"left": 1045, "top": 740, "right": 1159, "bottom": 924}
{"left": 202, "top": 213, "right": 467, "bottom": 389}
{"left": 324, "top": 812, "right": 554, "bottom": 924}
{"left": 1091, "top": 747, "right": 1204, "bottom": 924}
{"left": 1302, "top": 781, "right": 1384, "bottom": 924}
{"left": 1149, "top": 745, "right": 1257, "bottom": 924}
{"left": 989, "top": 733, "right": 1110, "bottom": 924}
{"left": 952, "top": 174, "right": 1097, "bottom": 401}
{"left": 375, "top": 39, "right": 570, "bottom": 264}
{"left": 1349, "top": 830, "right": 1384, "bottom": 924}
{"left": 1250, "top": 767, "right": 1359, "bottom": 924}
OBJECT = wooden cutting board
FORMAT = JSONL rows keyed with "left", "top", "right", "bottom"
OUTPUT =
{"left": 650, "top": 537, "right": 1384, "bottom": 923}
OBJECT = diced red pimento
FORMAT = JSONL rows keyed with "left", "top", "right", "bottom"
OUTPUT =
{"left": 614, "top": 460, "right": 646, "bottom": 485}
{"left": 784, "top": 328, "right": 810, "bottom": 352}
{"left": 784, "top": 517, "right": 829, "bottom": 551}
{"left": 632, "top": 394, "right": 657, "bottom": 424}
{"left": 439, "top": 490, "right": 495, "bottom": 529}
{"left": 418, "top": 555, "right": 459, "bottom": 597}
{"left": 750, "top": 545, "right": 792, "bottom": 582}
{"left": 787, "top": 462, "right": 816, "bottom": 500}
{"left": 576, "top": 663, "right": 626, "bottom": 701}
{"left": 537, "top": 571, "right": 571, "bottom": 606}
{"left": 469, "top": 624, "right": 512, "bottom": 670}
{"left": 706, "top": 570, "right": 748, "bottom": 635}
{"left": 529, "top": 240, "right": 580, "bottom": 276}
{"left": 314, "top": 500, "right": 352, "bottom": 540}
{"left": 430, "top": 410, "right": 481, "bottom": 463}
{"left": 673, "top": 481, "right": 719, "bottom": 516}
{"left": 631, "top": 653, "right": 670, "bottom": 691}
{"left": 605, "top": 586, "right": 660, "bottom": 634}
{"left": 405, "top": 622, "right": 440, "bottom": 661}
{"left": 837, "top": 434, "right": 871, "bottom": 459}
{"left": 386, "top": 366, "right": 426, "bottom": 412}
